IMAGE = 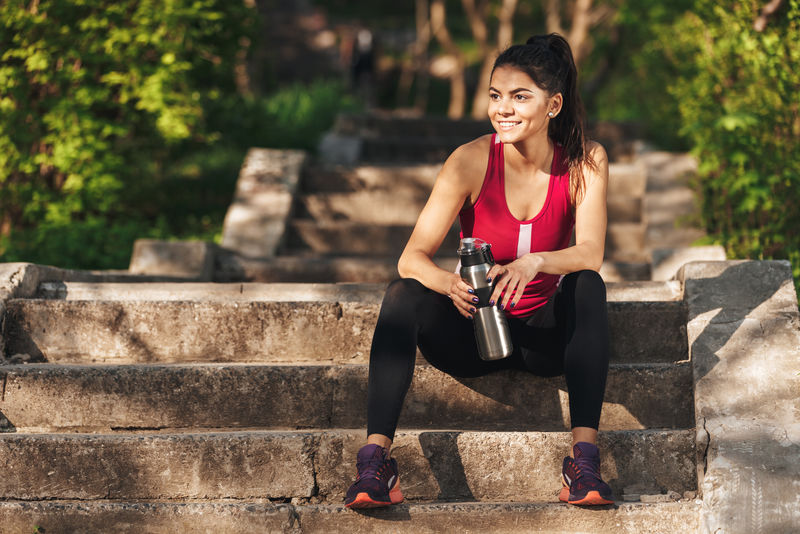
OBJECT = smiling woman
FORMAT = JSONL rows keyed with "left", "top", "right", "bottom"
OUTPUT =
{"left": 343, "top": 33, "right": 614, "bottom": 510}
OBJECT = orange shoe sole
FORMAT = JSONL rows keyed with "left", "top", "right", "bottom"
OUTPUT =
{"left": 345, "top": 484, "right": 404, "bottom": 509}
{"left": 559, "top": 486, "right": 613, "bottom": 506}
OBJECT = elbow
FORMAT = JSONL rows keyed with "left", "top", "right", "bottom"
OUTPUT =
{"left": 397, "top": 252, "right": 411, "bottom": 279}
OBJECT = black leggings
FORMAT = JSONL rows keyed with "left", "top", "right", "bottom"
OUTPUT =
{"left": 367, "top": 270, "right": 610, "bottom": 440}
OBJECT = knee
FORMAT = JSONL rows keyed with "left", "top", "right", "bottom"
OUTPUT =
{"left": 381, "top": 278, "right": 427, "bottom": 311}
{"left": 564, "top": 270, "right": 607, "bottom": 304}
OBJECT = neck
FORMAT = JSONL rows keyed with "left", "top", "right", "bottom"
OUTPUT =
{"left": 506, "top": 132, "right": 554, "bottom": 174}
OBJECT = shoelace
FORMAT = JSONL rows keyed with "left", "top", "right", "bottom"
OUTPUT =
{"left": 355, "top": 456, "right": 387, "bottom": 482}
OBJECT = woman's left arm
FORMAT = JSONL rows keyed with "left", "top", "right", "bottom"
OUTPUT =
{"left": 488, "top": 142, "right": 609, "bottom": 309}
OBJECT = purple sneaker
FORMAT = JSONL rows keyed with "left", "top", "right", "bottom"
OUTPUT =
{"left": 344, "top": 444, "right": 404, "bottom": 509}
{"left": 559, "top": 442, "right": 614, "bottom": 505}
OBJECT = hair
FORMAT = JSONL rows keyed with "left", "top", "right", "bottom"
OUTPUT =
{"left": 491, "top": 33, "right": 595, "bottom": 205}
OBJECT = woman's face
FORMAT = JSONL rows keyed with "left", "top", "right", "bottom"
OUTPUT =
{"left": 488, "top": 65, "right": 561, "bottom": 145}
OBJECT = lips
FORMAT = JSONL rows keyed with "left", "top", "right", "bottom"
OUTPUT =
{"left": 497, "top": 121, "right": 521, "bottom": 130}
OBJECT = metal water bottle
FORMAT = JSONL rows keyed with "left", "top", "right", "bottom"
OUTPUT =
{"left": 458, "top": 237, "right": 513, "bottom": 360}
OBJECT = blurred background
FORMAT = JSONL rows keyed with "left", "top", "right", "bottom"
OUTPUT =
{"left": 1, "top": 0, "right": 798, "bottom": 290}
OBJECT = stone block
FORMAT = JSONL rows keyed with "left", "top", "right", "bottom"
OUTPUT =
{"left": 128, "top": 239, "right": 215, "bottom": 280}
{"left": 0, "top": 362, "right": 692, "bottom": 432}
{"left": 680, "top": 260, "right": 800, "bottom": 533}
{"left": 0, "top": 501, "right": 295, "bottom": 533}
{"left": 221, "top": 148, "right": 306, "bottom": 258}
{"left": 651, "top": 246, "right": 726, "bottom": 281}
{"left": 318, "top": 132, "right": 362, "bottom": 165}
{"left": 0, "top": 432, "right": 317, "bottom": 500}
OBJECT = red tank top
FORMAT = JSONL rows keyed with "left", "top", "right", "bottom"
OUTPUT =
{"left": 459, "top": 134, "right": 575, "bottom": 318}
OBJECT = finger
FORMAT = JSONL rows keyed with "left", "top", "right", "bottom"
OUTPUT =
{"left": 490, "top": 273, "right": 511, "bottom": 307}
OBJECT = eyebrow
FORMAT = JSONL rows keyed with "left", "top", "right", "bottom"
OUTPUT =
{"left": 488, "top": 86, "right": 534, "bottom": 94}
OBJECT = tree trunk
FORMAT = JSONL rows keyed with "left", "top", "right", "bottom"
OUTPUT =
{"left": 431, "top": 0, "right": 466, "bottom": 118}
{"left": 470, "top": 0, "right": 518, "bottom": 118}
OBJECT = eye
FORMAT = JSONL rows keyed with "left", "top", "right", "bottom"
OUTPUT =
{"left": 489, "top": 93, "right": 500, "bottom": 101}
{"left": 514, "top": 94, "right": 528, "bottom": 101}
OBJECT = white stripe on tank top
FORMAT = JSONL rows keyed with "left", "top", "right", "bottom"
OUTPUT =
{"left": 516, "top": 223, "right": 532, "bottom": 258}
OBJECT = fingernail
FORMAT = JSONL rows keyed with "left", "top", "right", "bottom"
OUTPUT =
{"left": 510, "top": 302, "right": 516, "bottom": 308}
{"left": 470, "top": 307, "right": 476, "bottom": 313}
{"left": 472, "top": 297, "right": 479, "bottom": 303}
{"left": 468, "top": 288, "right": 474, "bottom": 294}
{"left": 489, "top": 299, "right": 495, "bottom": 306}
{"left": 486, "top": 277, "right": 492, "bottom": 283}
{"left": 498, "top": 303, "right": 504, "bottom": 310}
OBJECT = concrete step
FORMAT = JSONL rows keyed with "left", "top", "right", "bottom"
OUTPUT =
{"left": 215, "top": 252, "right": 652, "bottom": 284}
{"left": 301, "top": 162, "right": 643, "bottom": 199}
{"left": 0, "top": 499, "right": 701, "bottom": 533}
{"left": 0, "top": 362, "right": 693, "bottom": 432}
{"left": 285, "top": 220, "right": 646, "bottom": 258}
{"left": 33, "top": 281, "right": 682, "bottom": 303}
{"left": 4, "top": 288, "right": 687, "bottom": 364}
{"left": 298, "top": 191, "right": 641, "bottom": 225}
{"left": 0, "top": 429, "right": 696, "bottom": 502}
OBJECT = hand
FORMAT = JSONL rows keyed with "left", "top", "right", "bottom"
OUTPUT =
{"left": 487, "top": 254, "right": 544, "bottom": 311}
{"left": 446, "top": 272, "right": 479, "bottom": 319}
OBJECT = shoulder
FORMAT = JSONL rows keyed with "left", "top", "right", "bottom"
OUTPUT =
{"left": 437, "top": 134, "right": 493, "bottom": 188}
{"left": 582, "top": 140, "right": 609, "bottom": 185}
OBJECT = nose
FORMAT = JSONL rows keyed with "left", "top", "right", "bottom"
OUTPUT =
{"left": 496, "top": 96, "right": 513, "bottom": 115}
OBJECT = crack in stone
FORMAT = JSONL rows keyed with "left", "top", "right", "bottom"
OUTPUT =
{"left": 702, "top": 417, "right": 711, "bottom": 478}
{"left": 1, "top": 373, "right": 6, "bottom": 402}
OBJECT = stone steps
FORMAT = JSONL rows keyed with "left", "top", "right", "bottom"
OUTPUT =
{"left": 284, "top": 220, "right": 646, "bottom": 259}
{"left": 297, "top": 191, "right": 642, "bottom": 225}
{"left": 0, "top": 429, "right": 695, "bottom": 502}
{"left": 0, "top": 500, "right": 702, "bottom": 533}
{"left": 3, "top": 282, "right": 687, "bottom": 364}
{"left": 301, "top": 161, "right": 645, "bottom": 198}
{"left": 0, "top": 362, "right": 692, "bottom": 432}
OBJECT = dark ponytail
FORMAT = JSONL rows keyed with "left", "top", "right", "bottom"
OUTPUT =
{"left": 492, "top": 33, "right": 595, "bottom": 205}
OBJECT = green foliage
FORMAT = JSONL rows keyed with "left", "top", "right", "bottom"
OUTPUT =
{"left": 654, "top": 0, "right": 800, "bottom": 293}
{"left": 0, "top": 1, "right": 353, "bottom": 270}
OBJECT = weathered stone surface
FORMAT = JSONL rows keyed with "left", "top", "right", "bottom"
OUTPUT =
{"left": 0, "top": 362, "right": 692, "bottom": 432}
{"left": 0, "top": 432, "right": 316, "bottom": 499}
{"left": 316, "top": 430, "right": 696, "bottom": 502}
{"left": 0, "top": 429, "right": 693, "bottom": 502}
{"left": 318, "top": 132, "right": 362, "bottom": 165}
{"left": 128, "top": 239, "right": 215, "bottom": 280}
{"left": 300, "top": 163, "right": 441, "bottom": 194}
{"left": 608, "top": 162, "right": 647, "bottom": 198}
{"left": 0, "top": 500, "right": 701, "bottom": 533}
{"left": 0, "top": 501, "right": 295, "bottom": 533}
{"left": 607, "top": 301, "right": 688, "bottom": 363}
{"left": 301, "top": 190, "right": 428, "bottom": 225}
{"left": 607, "top": 195, "right": 643, "bottom": 223}
{"left": 286, "top": 220, "right": 461, "bottom": 256}
{"left": 4, "top": 300, "right": 378, "bottom": 364}
{"left": 651, "top": 246, "right": 726, "bottom": 281}
{"left": 681, "top": 260, "right": 800, "bottom": 534}
{"left": 4, "top": 297, "right": 687, "bottom": 364}
{"left": 296, "top": 501, "right": 701, "bottom": 534}
{"left": 221, "top": 148, "right": 307, "bottom": 258}
{"left": 605, "top": 222, "right": 647, "bottom": 261}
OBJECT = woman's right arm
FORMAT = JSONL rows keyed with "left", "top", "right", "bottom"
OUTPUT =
{"left": 397, "top": 138, "right": 488, "bottom": 318}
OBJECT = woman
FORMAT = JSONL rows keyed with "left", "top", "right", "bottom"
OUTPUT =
{"left": 345, "top": 33, "right": 613, "bottom": 509}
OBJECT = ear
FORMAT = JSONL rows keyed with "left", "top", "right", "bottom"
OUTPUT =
{"left": 549, "top": 93, "right": 563, "bottom": 118}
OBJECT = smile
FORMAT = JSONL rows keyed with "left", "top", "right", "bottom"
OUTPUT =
{"left": 497, "top": 121, "right": 521, "bottom": 130}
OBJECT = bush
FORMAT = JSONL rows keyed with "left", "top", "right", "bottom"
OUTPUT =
{"left": 0, "top": 1, "right": 355, "bottom": 270}
{"left": 654, "top": 0, "right": 800, "bottom": 293}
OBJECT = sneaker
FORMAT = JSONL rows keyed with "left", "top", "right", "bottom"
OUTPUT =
{"left": 344, "top": 444, "right": 404, "bottom": 509}
{"left": 558, "top": 442, "right": 614, "bottom": 505}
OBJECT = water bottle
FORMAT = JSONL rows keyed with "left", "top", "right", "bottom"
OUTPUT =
{"left": 457, "top": 237, "right": 513, "bottom": 360}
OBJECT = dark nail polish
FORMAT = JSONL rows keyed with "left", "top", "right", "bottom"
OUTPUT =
{"left": 498, "top": 303, "right": 504, "bottom": 310}
{"left": 489, "top": 299, "right": 495, "bottom": 306}
{"left": 470, "top": 307, "right": 476, "bottom": 313}
{"left": 486, "top": 277, "right": 492, "bottom": 283}
{"left": 510, "top": 302, "right": 516, "bottom": 308}
{"left": 472, "top": 297, "right": 479, "bottom": 303}
{"left": 468, "top": 288, "right": 474, "bottom": 294}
